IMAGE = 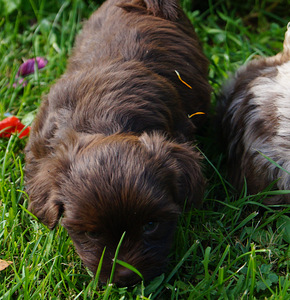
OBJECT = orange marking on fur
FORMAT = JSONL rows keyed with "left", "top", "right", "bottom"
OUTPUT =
{"left": 175, "top": 70, "right": 192, "bottom": 89}
{"left": 188, "top": 112, "right": 206, "bottom": 118}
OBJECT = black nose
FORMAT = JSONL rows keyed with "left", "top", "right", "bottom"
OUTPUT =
{"left": 114, "top": 267, "right": 140, "bottom": 286}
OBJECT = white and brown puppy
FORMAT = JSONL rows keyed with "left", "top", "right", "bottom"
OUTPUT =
{"left": 218, "top": 24, "right": 290, "bottom": 204}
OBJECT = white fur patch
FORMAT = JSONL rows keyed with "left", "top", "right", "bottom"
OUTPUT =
{"left": 245, "top": 61, "right": 290, "bottom": 190}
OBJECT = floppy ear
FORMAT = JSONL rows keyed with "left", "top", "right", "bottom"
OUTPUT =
{"left": 139, "top": 133, "right": 205, "bottom": 209}
{"left": 25, "top": 127, "right": 105, "bottom": 229}
{"left": 25, "top": 152, "right": 69, "bottom": 229}
{"left": 24, "top": 99, "right": 70, "bottom": 229}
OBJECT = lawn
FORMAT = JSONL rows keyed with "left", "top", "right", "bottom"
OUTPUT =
{"left": 0, "top": 0, "right": 290, "bottom": 299}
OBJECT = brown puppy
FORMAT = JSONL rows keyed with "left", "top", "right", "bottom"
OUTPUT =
{"left": 25, "top": 0, "right": 211, "bottom": 286}
{"left": 218, "top": 24, "right": 290, "bottom": 204}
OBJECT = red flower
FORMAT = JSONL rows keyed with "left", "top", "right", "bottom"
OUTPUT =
{"left": 0, "top": 116, "right": 30, "bottom": 139}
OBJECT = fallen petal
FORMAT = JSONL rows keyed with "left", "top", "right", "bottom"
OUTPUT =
{"left": 18, "top": 126, "right": 31, "bottom": 138}
{"left": 17, "top": 57, "right": 48, "bottom": 77}
{"left": 0, "top": 260, "right": 12, "bottom": 271}
{"left": 0, "top": 116, "right": 21, "bottom": 130}
{"left": 0, "top": 116, "right": 30, "bottom": 138}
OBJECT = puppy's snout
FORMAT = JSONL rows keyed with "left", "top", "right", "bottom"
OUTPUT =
{"left": 114, "top": 267, "right": 139, "bottom": 286}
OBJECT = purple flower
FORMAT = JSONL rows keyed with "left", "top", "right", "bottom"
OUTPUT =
{"left": 12, "top": 78, "right": 28, "bottom": 88}
{"left": 17, "top": 57, "right": 48, "bottom": 77}
{"left": 11, "top": 57, "right": 47, "bottom": 89}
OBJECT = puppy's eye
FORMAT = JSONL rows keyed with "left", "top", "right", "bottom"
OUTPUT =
{"left": 143, "top": 222, "right": 159, "bottom": 234}
{"left": 85, "top": 231, "right": 101, "bottom": 240}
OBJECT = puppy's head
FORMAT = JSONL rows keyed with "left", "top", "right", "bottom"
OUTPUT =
{"left": 28, "top": 132, "right": 204, "bottom": 286}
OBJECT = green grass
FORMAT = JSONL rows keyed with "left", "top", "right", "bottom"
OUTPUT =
{"left": 1, "top": 0, "right": 290, "bottom": 299}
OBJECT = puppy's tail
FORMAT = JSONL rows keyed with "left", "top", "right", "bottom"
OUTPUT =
{"left": 120, "top": 0, "right": 180, "bottom": 21}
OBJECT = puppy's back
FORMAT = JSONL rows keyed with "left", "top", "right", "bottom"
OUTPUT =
{"left": 218, "top": 24, "right": 290, "bottom": 203}
{"left": 66, "top": 0, "right": 211, "bottom": 130}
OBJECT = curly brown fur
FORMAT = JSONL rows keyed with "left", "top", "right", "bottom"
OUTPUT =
{"left": 25, "top": 0, "right": 211, "bottom": 285}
